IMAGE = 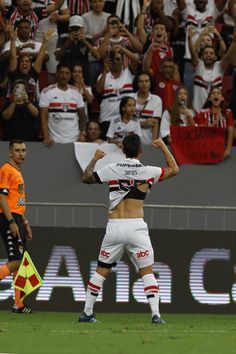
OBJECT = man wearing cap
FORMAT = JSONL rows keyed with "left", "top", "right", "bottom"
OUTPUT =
{"left": 55, "top": 15, "right": 100, "bottom": 84}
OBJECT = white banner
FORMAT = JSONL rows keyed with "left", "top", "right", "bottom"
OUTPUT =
{"left": 74, "top": 142, "right": 125, "bottom": 172}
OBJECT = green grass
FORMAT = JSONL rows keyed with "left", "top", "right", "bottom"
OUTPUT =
{"left": 0, "top": 312, "right": 235, "bottom": 354}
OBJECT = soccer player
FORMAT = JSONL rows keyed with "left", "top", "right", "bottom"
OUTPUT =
{"left": 0, "top": 140, "right": 33, "bottom": 314}
{"left": 79, "top": 134, "right": 179, "bottom": 324}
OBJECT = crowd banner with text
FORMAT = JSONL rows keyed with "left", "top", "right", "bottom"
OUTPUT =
{"left": 170, "top": 126, "right": 225, "bottom": 164}
{"left": 74, "top": 142, "right": 124, "bottom": 172}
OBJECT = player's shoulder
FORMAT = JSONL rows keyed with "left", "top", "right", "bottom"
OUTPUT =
{"left": 149, "top": 93, "right": 162, "bottom": 103}
{"left": 41, "top": 84, "right": 57, "bottom": 94}
{"left": 68, "top": 85, "right": 81, "bottom": 94}
{"left": 0, "top": 162, "right": 15, "bottom": 175}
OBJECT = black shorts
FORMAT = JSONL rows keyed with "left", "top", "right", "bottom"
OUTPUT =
{"left": 0, "top": 213, "right": 26, "bottom": 262}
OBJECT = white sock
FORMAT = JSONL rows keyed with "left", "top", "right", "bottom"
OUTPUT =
{"left": 84, "top": 272, "right": 106, "bottom": 316}
{"left": 142, "top": 273, "right": 160, "bottom": 317}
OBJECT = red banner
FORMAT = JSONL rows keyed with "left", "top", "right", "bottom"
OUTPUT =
{"left": 170, "top": 126, "right": 226, "bottom": 164}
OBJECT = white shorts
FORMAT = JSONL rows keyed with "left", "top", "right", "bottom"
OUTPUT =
{"left": 98, "top": 218, "right": 154, "bottom": 270}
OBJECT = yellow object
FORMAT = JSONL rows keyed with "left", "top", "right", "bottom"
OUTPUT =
{"left": 13, "top": 251, "right": 43, "bottom": 301}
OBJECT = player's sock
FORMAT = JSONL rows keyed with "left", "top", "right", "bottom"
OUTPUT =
{"left": 142, "top": 273, "right": 160, "bottom": 317}
{"left": 13, "top": 272, "right": 24, "bottom": 308}
{"left": 83, "top": 272, "right": 106, "bottom": 316}
{"left": 0, "top": 264, "right": 11, "bottom": 280}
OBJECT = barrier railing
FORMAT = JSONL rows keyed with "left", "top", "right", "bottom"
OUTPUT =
{"left": 26, "top": 202, "right": 236, "bottom": 230}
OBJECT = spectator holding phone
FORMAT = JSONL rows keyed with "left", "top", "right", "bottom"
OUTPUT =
{"left": 1, "top": 80, "right": 39, "bottom": 141}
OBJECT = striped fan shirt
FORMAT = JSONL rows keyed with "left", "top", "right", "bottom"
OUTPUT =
{"left": 99, "top": 68, "right": 134, "bottom": 123}
{"left": 39, "top": 84, "right": 85, "bottom": 143}
{"left": 193, "top": 60, "right": 224, "bottom": 111}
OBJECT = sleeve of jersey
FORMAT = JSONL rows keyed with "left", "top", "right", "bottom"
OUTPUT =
{"left": 94, "top": 165, "right": 112, "bottom": 184}
{"left": 39, "top": 89, "right": 50, "bottom": 108}
{"left": 227, "top": 110, "right": 234, "bottom": 126}
{"left": 106, "top": 119, "right": 115, "bottom": 139}
{"left": 153, "top": 97, "right": 162, "bottom": 118}
{"left": 135, "top": 121, "right": 142, "bottom": 137}
{"left": 147, "top": 166, "right": 165, "bottom": 184}
{"left": 76, "top": 91, "right": 85, "bottom": 108}
{"left": 0, "top": 167, "right": 10, "bottom": 195}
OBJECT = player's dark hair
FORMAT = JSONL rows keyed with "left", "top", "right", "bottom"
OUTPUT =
{"left": 199, "top": 45, "right": 216, "bottom": 59}
{"left": 133, "top": 71, "right": 154, "bottom": 93}
{"left": 9, "top": 140, "right": 25, "bottom": 149}
{"left": 119, "top": 96, "right": 135, "bottom": 116}
{"left": 122, "top": 134, "right": 141, "bottom": 158}
{"left": 56, "top": 62, "right": 72, "bottom": 72}
{"left": 17, "top": 19, "right": 31, "bottom": 28}
{"left": 107, "top": 14, "right": 120, "bottom": 24}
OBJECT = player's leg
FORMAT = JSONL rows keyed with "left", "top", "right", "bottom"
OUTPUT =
{"left": 79, "top": 264, "right": 112, "bottom": 322}
{"left": 139, "top": 266, "right": 164, "bottom": 324}
{"left": 127, "top": 219, "right": 164, "bottom": 324}
{"left": 79, "top": 220, "right": 124, "bottom": 323}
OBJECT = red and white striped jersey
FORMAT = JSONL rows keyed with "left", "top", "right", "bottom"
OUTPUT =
{"left": 106, "top": 116, "right": 142, "bottom": 141}
{"left": 193, "top": 60, "right": 224, "bottom": 111}
{"left": 5, "top": 6, "right": 47, "bottom": 39}
{"left": 94, "top": 158, "right": 164, "bottom": 212}
{"left": 99, "top": 68, "right": 134, "bottom": 123}
{"left": 195, "top": 108, "right": 233, "bottom": 128}
{"left": 181, "top": 5, "right": 221, "bottom": 59}
{"left": 39, "top": 84, "right": 85, "bottom": 143}
{"left": 131, "top": 92, "right": 163, "bottom": 145}
{"left": 98, "top": 35, "right": 131, "bottom": 69}
{"left": 68, "top": 0, "right": 90, "bottom": 16}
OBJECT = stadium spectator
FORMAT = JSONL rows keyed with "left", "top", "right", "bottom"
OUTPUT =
{"left": 188, "top": 26, "right": 236, "bottom": 111}
{"left": 176, "top": 0, "right": 228, "bottom": 92}
{"left": 116, "top": 0, "right": 141, "bottom": 31}
{"left": 132, "top": 71, "right": 162, "bottom": 145}
{"left": 39, "top": 63, "right": 87, "bottom": 146}
{"left": 221, "top": 0, "right": 236, "bottom": 49}
{"left": 1, "top": 79, "right": 39, "bottom": 141}
{"left": 152, "top": 57, "right": 181, "bottom": 111}
{"left": 195, "top": 86, "right": 234, "bottom": 159}
{"left": 71, "top": 64, "right": 93, "bottom": 118}
{"left": 136, "top": 0, "right": 178, "bottom": 45}
{"left": 1, "top": 19, "right": 47, "bottom": 62}
{"left": 79, "top": 134, "right": 179, "bottom": 324}
{"left": 97, "top": 14, "right": 143, "bottom": 65}
{"left": 0, "top": 140, "right": 33, "bottom": 314}
{"left": 8, "top": 27, "right": 56, "bottom": 105}
{"left": 143, "top": 21, "right": 180, "bottom": 80}
{"left": 194, "top": 25, "right": 226, "bottom": 59}
{"left": 106, "top": 96, "right": 142, "bottom": 147}
{"left": 82, "top": 0, "right": 111, "bottom": 86}
{"left": 1, "top": 0, "right": 66, "bottom": 39}
{"left": 85, "top": 120, "right": 104, "bottom": 144}
{"left": 95, "top": 46, "right": 138, "bottom": 139}
{"left": 55, "top": 15, "right": 100, "bottom": 85}
{"left": 159, "top": 85, "right": 195, "bottom": 143}
{"left": 35, "top": 0, "right": 70, "bottom": 84}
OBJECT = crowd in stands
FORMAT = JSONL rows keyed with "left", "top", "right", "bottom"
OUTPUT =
{"left": 0, "top": 0, "right": 236, "bottom": 160}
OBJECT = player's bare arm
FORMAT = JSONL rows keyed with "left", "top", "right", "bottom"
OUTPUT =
{"left": 82, "top": 150, "right": 106, "bottom": 184}
{"left": 152, "top": 138, "right": 179, "bottom": 179}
